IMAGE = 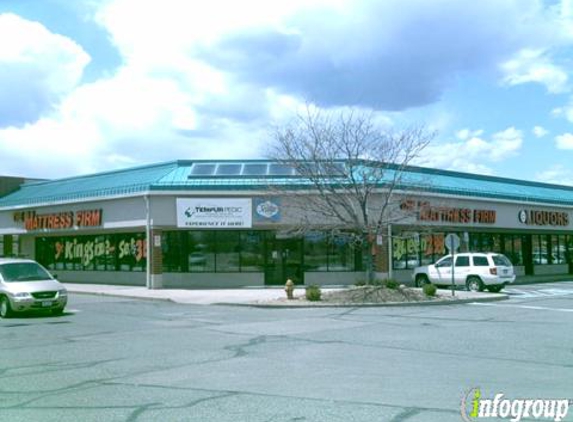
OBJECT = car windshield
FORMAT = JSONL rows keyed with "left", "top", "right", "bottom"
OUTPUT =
{"left": 0, "top": 262, "right": 53, "bottom": 282}
{"left": 492, "top": 255, "right": 512, "bottom": 267}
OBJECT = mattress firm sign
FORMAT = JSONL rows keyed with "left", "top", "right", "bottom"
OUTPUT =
{"left": 13, "top": 209, "right": 103, "bottom": 231}
{"left": 176, "top": 198, "right": 252, "bottom": 228}
{"left": 400, "top": 200, "right": 496, "bottom": 225}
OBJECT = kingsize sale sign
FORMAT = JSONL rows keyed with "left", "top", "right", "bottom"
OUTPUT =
{"left": 176, "top": 198, "right": 252, "bottom": 229}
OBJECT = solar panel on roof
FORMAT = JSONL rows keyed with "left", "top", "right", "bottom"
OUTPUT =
{"left": 216, "top": 163, "right": 242, "bottom": 176}
{"left": 190, "top": 164, "right": 216, "bottom": 176}
{"left": 242, "top": 163, "right": 268, "bottom": 175}
{"left": 268, "top": 164, "right": 294, "bottom": 176}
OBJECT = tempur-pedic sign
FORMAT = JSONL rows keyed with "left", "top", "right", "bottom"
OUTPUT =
{"left": 176, "top": 198, "right": 252, "bottom": 228}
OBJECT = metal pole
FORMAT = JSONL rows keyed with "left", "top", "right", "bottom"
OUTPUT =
{"left": 450, "top": 238, "right": 455, "bottom": 297}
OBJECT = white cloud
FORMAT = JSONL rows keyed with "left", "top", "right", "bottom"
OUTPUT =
{"left": 456, "top": 129, "right": 484, "bottom": 141}
{"left": 501, "top": 49, "right": 568, "bottom": 93}
{"left": 0, "top": 13, "right": 90, "bottom": 126}
{"left": 536, "top": 164, "right": 573, "bottom": 186}
{"left": 551, "top": 101, "right": 573, "bottom": 123}
{"left": 0, "top": 0, "right": 570, "bottom": 179}
{"left": 532, "top": 125, "right": 549, "bottom": 137}
{"left": 416, "top": 127, "right": 523, "bottom": 174}
{"left": 490, "top": 127, "right": 523, "bottom": 160}
{"left": 555, "top": 132, "right": 573, "bottom": 149}
{"left": 95, "top": 0, "right": 569, "bottom": 111}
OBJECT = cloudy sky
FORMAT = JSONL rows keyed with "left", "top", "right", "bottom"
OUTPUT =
{"left": 2, "top": 0, "right": 573, "bottom": 184}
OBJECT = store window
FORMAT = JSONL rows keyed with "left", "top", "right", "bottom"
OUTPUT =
{"left": 116, "top": 233, "right": 146, "bottom": 271}
{"left": 532, "top": 235, "right": 549, "bottom": 265}
{"left": 162, "top": 230, "right": 359, "bottom": 274}
{"left": 187, "top": 231, "right": 215, "bottom": 272}
{"left": 215, "top": 231, "right": 241, "bottom": 272}
{"left": 304, "top": 232, "right": 328, "bottom": 271}
{"left": 551, "top": 235, "right": 566, "bottom": 264}
{"left": 240, "top": 231, "right": 265, "bottom": 272}
{"left": 35, "top": 233, "right": 146, "bottom": 272}
{"left": 1, "top": 235, "right": 20, "bottom": 257}
{"left": 304, "top": 232, "right": 357, "bottom": 272}
{"left": 328, "top": 234, "right": 354, "bottom": 271}
{"left": 163, "top": 230, "right": 266, "bottom": 273}
{"left": 162, "top": 232, "right": 186, "bottom": 272}
{"left": 503, "top": 235, "right": 523, "bottom": 266}
{"left": 94, "top": 235, "right": 114, "bottom": 271}
{"left": 392, "top": 232, "right": 445, "bottom": 270}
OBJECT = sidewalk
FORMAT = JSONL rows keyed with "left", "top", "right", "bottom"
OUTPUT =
{"left": 63, "top": 283, "right": 508, "bottom": 307}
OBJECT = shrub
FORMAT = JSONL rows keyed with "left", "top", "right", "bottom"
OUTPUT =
{"left": 354, "top": 280, "right": 367, "bottom": 287}
{"left": 423, "top": 283, "right": 437, "bottom": 297}
{"left": 305, "top": 285, "right": 322, "bottom": 301}
{"left": 384, "top": 279, "right": 400, "bottom": 290}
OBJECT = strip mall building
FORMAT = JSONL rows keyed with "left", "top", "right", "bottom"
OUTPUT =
{"left": 1, "top": 160, "right": 573, "bottom": 288}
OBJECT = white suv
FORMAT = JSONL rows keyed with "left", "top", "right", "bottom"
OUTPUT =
{"left": 412, "top": 252, "right": 516, "bottom": 292}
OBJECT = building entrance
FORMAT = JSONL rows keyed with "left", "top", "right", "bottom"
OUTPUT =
{"left": 264, "top": 235, "right": 303, "bottom": 285}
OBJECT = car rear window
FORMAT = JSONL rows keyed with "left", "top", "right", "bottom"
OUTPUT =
{"left": 492, "top": 255, "right": 512, "bottom": 267}
{"left": 0, "top": 263, "right": 53, "bottom": 282}
{"left": 473, "top": 256, "right": 489, "bottom": 266}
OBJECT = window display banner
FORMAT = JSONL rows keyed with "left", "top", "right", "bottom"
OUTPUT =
{"left": 176, "top": 198, "right": 252, "bottom": 229}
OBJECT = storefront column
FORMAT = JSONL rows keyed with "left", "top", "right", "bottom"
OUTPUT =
{"left": 3, "top": 235, "right": 12, "bottom": 256}
{"left": 148, "top": 229, "right": 163, "bottom": 289}
{"left": 145, "top": 195, "right": 162, "bottom": 289}
{"left": 374, "top": 233, "right": 390, "bottom": 278}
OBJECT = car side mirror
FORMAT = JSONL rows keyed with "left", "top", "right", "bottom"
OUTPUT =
{"left": 53, "top": 274, "right": 59, "bottom": 280}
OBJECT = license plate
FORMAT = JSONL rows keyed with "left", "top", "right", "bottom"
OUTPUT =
{"left": 503, "top": 269, "right": 508, "bottom": 274}
{"left": 42, "top": 301, "right": 52, "bottom": 307}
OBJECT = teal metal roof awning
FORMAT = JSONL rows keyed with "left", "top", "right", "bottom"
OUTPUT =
{"left": 2, "top": 159, "right": 573, "bottom": 208}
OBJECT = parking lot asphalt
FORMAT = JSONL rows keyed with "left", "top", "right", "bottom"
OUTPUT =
{"left": 3, "top": 282, "right": 573, "bottom": 422}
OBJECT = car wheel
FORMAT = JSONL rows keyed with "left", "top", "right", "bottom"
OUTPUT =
{"left": 0, "top": 296, "right": 13, "bottom": 318}
{"left": 415, "top": 274, "right": 429, "bottom": 288}
{"left": 466, "top": 276, "right": 484, "bottom": 292}
{"left": 487, "top": 285, "right": 503, "bottom": 293}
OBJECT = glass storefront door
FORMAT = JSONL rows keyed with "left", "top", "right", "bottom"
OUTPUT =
{"left": 265, "top": 234, "right": 303, "bottom": 285}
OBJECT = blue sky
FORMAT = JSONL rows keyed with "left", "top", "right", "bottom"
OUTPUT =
{"left": 1, "top": 0, "right": 573, "bottom": 184}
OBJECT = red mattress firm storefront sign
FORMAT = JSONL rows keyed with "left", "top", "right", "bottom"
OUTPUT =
{"left": 13, "top": 209, "right": 103, "bottom": 231}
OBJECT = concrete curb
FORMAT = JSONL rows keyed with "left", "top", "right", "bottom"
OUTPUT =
{"left": 65, "top": 285, "right": 508, "bottom": 308}
{"left": 214, "top": 293, "right": 509, "bottom": 308}
{"left": 68, "top": 290, "right": 175, "bottom": 303}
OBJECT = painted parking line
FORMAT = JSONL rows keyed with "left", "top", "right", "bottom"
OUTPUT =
{"left": 469, "top": 302, "right": 573, "bottom": 313}
{"left": 504, "top": 288, "right": 573, "bottom": 298}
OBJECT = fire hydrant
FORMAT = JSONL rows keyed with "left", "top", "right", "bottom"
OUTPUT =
{"left": 285, "top": 279, "right": 295, "bottom": 300}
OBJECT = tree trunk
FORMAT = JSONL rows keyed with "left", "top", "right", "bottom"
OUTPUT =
{"left": 365, "top": 240, "right": 375, "bottom": 284}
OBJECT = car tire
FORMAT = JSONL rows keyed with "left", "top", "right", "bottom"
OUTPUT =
{"left": 466, "top": 276, "right": 484, "bottom": 292}
{"left": 487, "top": 285, "right": 504, "bottom": 293}
{"left": 415, "top": 274, "right": 429, "bottom": 288}
{"left": 0, "top": 296, "right": 13, "bottom": 318}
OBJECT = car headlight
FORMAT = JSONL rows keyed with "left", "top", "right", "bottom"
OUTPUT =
{"left": 59, "top": 289, "right": 68, "bottom": 297}
{"left": 13, "top": 292, "right": 32, "bottom": 299}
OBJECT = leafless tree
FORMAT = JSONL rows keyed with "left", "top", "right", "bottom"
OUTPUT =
{"left": 267, "top": 107, "right": 435, "bottom": 282}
